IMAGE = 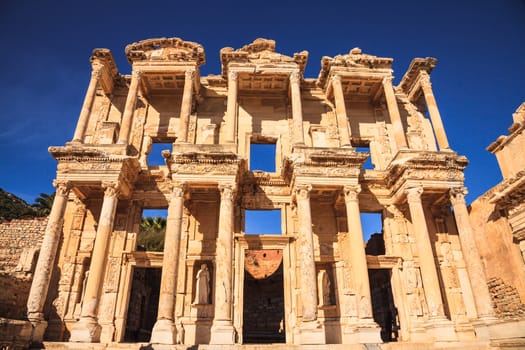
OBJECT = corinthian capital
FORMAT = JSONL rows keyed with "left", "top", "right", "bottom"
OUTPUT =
{"left": 406, "top": 186, "right": 423, "bottom": 203}
{"left": 295, "top": 184, "right": 312, "bottom": 201}
{"left": 418, "top": 71, "right": 431, "bottom": 89}
{"left": 53, "top": 180, "right": 72, "bottom": 197}
{"left": 185, "top": 69, "right": 195, "bottom": 80}
{"left": 330, "top": 74, "right": 342, "bottom": 85}
{"left": 343, "top": 185, "right": 361, "bottom": 202}
{"left": 132, "top": 69, "right": 143, "bottom": 80}
{"left": 171, "top": 182, "right": 187, "bottom": 198}
{"left": 289, "top": 71, "right": 301, "bottom": 85}
{"left": 101, "top": 181, "right": 120, "bottom": 198}
{"left": 219, "top": 183, "right": 235, "bottom": 201}
{"left": 449, "top": 186, "right": 468, "bottom": 206}
{"left": 228, "top": 70, "right": 238, "bottom": 82}
{"left": 382, "top": 76, "right": 393, "bottom": 86}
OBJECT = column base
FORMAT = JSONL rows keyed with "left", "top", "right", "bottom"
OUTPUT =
{"left": 69, "top": 317, "right": 101, "bottom": 342}
{"left": 150, "top": 319, "right": 176, "bottom": 344}
{"left": 28, "top": 316, "right": 47, "bottom": 344}
{"left": 342, "top": 318, "right": 382, "bottom": 344}
{"left": 299, "top": 320, "right": 325, "bottom": 345}
{"left": 210, "top": 321, "right": 236, "bottom": 344}
{"left": 424, "top": 316, "right": 456, "bottom": 342}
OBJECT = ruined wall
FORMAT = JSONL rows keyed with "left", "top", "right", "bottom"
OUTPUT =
{"left": 469, "top": 194, "right": 525, "bottom": 313}
{"left": 0, "top": 217, "right": 47, "bottom": 318}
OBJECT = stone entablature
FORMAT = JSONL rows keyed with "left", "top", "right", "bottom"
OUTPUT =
{"left": 20, "top": 37, "right": 525, "bottom": 349}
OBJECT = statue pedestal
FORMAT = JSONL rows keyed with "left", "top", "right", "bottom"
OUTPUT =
{"left": 210, "top": 321, "right": 235, "bottom": 344}
{"left": 69, "top": 317, "right": 101, "bottom": 342}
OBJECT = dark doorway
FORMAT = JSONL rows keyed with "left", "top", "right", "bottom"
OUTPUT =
{"left": 243, "top": 258, "right": 285, "bottom": 343}
{"left": 124, "top": 267, "right": 161, "bottom": 342}
{"left": 368, "top": 269, "right": 399, "bottom": 342}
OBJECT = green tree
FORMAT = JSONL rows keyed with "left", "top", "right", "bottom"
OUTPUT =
{"left": 33, "top": 192, "right": 55, "bottom": 216}
{"left": 137, "top": 216, "right": 166, "bottom": 251}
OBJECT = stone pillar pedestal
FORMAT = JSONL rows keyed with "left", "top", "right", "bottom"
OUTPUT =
{"left": 450, "top": 187, "right": 497, "bottom": 321}
{"left": 72, "top": 64, "right": 102, "bottom": 143}
{"left": 343, "top": 185, "right": 382, "bottom": 343}
{"left": 151, "top": 183, "right": 186, "bottom": 344}
{"left": 177, "top": 70, "right": 194, "bottom": 143}
{"left": 290, "top": 71, "right": 305, "bottom": 145}
{"left": 70, "top": 182, "right": 120, "bottom": 342}
{"left": 210, "top": 183, "right": 236, "bottom": 344}
{"left": 117, "top": 69, "right": 142, "bottom": 145}
{"left": 331, "top": 75, "right": 352, "bottom": 147}
{"left": 419, "top": 72, "right": 450, "bottom": 150}
{"left": 26, "top": 180, "right": 71, "bottom": 344}
{"left": 225, "top": 71, "right": 238, "bottom": 144}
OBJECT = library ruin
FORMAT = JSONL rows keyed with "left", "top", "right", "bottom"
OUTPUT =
{"left": 14, "top": 38, "right": 525, "bottom": 348}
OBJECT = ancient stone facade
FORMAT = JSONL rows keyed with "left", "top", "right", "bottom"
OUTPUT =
{"left": 21, "top": 37, "right": 525, "bottom": 348}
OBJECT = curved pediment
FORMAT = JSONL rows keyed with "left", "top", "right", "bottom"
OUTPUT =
{"left": 125, "top": 37, "right": 205, "bottom": 65}
{"left": 220, "top": 38, "right": 308, "bottom": 77}
{"left": 317, "top": 47, "right": 393, "bottom": 87}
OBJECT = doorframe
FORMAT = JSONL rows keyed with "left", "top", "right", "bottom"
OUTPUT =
{"left": 234, "top": 235, "right": 292, "bottom": 344}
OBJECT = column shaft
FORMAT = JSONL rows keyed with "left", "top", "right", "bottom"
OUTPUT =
{"left": 295, "top": 185, "right": 318, "bottom": 322}
{"left": 178, "top": 70, "right": 194, "bottom": 143}
{"left": 151, "top": 183, "right": 186, "bottom": 344}
{"left": 382, "top": 77, "right": 408, "bottom": 148}
{"left": 290, "top": 71, "right": 305, "bottom": 145}
{"left": 225, "top": 71, "right": 238, "bottom": 143}
{"left": 117, "top": 70, "right": 142, "bottom": 144}
{"left": 72, "top": 65, "right": 103, "bottom": 143}
{"left": 419, "top": 73, "right": 450, "bottom": 150}
{"left": 70, "top": 182, "right": 119, "bottom": 342}
{"left": 344, "top": 185, "right": 374, "bottom": 319}
{"left": 331, "top": 75, "right": 352, "bottom": 147}
{"left": 214, "top": 184, "right": 235, "bottom": 322}
{"left": 406, "top": 187, "right": 445, "bottom": 317}
{"left": 450, "top": 187, "right": 496, "bottom": 318}
{"left": 27, "top": 181, "right": 71, "bottom": 342}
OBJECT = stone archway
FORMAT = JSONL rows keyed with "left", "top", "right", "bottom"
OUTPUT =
{"left": 242, "top": 249, "right": 285, "bottom": 344}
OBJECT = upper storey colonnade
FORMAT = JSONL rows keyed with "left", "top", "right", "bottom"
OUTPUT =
{"left": 70, "top": 37, "right": 450, "bottom": 156}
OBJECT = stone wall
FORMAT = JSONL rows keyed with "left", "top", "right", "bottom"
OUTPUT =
{"left": 488, "top": 277, "right": 525, "bottom": 319}
{"left": 0, "top": 217, "right": 47, "bottom": 319}
{"left": 0, "top": 217, "right": 47, "bottom": 272}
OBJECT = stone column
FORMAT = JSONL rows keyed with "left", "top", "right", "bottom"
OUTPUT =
{"left": 331, "top": 75, "right": 352, "bottom": 147}
{"left": 290, "top": 71, "right": 305, "bottom": 145}
{"left": 27, "top": 180, "right": 71, "bottom": 343}
{"left": 72, "top": 64, "right": 103, "bottom": 143}
{"left": 225, "top": 71, "right": 238, "bottom": 144}
{"left": 295, "top": 184, "right": 318, "bottom": 322}
{"left": 450, "top": 187, "right": 496, "bottom": 319}
{"left": 419, "top": 72, "right": 450, "bottom": 150}
{"left": 70, "top": 181, "right": 120, "bottom": 342}
{"left": 343, "top": 185, "right": 374, "bottom": 320}
{"left": 405, "top": 187, "right": 445, "bottom": 318}
{"left": 210, "top": 183, "right": 236, "bottom": 344}
{"left": 177, "top": 70, "right": 194, "bottom": 143}
{"left": 382, "top": 77, "right": 408, "bottom": 149}
{"left": 150, "top": 183, "right": 186, "bottom": 344}
{"left": 117, "top": 69, "right": 142, "bottom": 145}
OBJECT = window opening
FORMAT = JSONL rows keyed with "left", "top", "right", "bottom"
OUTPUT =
{"left": 361, "top": 212, "right": 383, "bottom": 246}
{"left": 245, "top": 209, "right": 281, "bottom": 235}
{"left": 138, "top": 208, "right": 167, "bottom": 251}
{"left": 250, "top": 143, "right": 276, "bottom": 172}
{"left": 147, "top": 142, "right": 172, "bottom": 166}
{"left": 354, "top": 145, "right": 374, "bottom": 170}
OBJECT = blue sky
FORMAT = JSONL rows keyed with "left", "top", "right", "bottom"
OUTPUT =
{"left": 0, "top": 0, "right": 524, "bottom": 209}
